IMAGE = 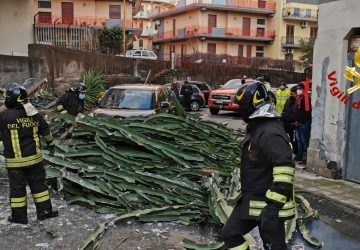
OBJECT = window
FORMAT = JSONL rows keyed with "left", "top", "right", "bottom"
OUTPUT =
{"left": 109, "top": 5, "right": 121, "bottom": 19}
{"left": 38, "top": 1, "right": 51, "bottom": 8}
{"left": 310, "top": 26, "right": 318, "bottom": 39}
{"left": 207, "top": 43, "right": 216, "bottom": 54}
{"left": 293, "top": 8, "right": 300, "bottom": 17}
{"left": 100, "top": 89, "right": 155, "bottom": 110}
{"left": 257, "top": 19, "right": 265, "bottom": 25}
{"left": 256, "top": 46, "right": 264, "bottom": 57}
{"left": 132, "top": 51, "right": 141, "bottom": 56}
{"left": 149, "top": 51, "right": 157, "bottom": 57}
{"left": 256, "top": 28, "right": 265, "bottom": 37}
{"left": 38, "top": 12, "right": 52, "bottom": 23}
{"left": 141, "top": 51, "right": 149, "bottom": 57}
{"left": 139, "top": 39, "right": 144, "bottom": 48}
{"left": 258, "top": 0, "right": 266, "bottom": 8}
{"left": 306, "top": 9, "right": 312, "bottom": 17}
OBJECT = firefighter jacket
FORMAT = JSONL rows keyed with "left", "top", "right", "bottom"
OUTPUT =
{"left": 56, "top": 91, "right": 84, "bottom": 116}
{"left": 0, "top": 108, "right": 54, "bottom": 168}
{"left": 276, "top": 88, "right": 291, "bottom": 114}
{"left": 239, "top": 118, "right": 295, "bottom": 220}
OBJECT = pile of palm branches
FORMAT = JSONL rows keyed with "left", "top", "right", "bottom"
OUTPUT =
{"left": 44, "top": 112, "right": 322, "bottom": 249}
{"left": 82, "top": 70, "right": 106, "bottom": 108}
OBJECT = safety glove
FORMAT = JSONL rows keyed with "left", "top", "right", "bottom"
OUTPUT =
{"left": 260, "top": 202, "right": 281, "bottom": 232}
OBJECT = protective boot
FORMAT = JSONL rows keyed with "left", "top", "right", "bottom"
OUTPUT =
{"left": 8, "top": 216, "right": 28, "bottom": 224}
{"left": 37, "top": 210, "right": 58, "bottom": 221}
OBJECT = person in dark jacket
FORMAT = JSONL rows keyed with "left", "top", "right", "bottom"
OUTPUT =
{"left": 222, "top": 82, "right": 295, "bottom": 250}
{"left": 293, "top": 83, "right": 311, "bottom": 163}
{"left": 0, "top": 83, "right": 58, "bottom": 224}
{"left": 180, "top": 80, "right": 193, "bottom": 111}
{"left": 56, "top": 83, "right": 87, "bottom": 116}
{"left": 170, "top": 77, "right": 179, "bottom": 98}
{"left": 281, "top": 86, "right": 298, "bottom": 155}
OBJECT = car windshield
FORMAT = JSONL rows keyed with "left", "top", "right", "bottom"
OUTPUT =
{"left": 222, "top": 79, "right": 243, "bottom": 89}
{"left": 100, "top": 89, "right": 154, "bottom": 110}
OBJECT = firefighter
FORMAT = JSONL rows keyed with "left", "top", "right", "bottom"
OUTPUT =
{"left": 56, "top": 83, "right": 87, "bottom": 116}
{"left": 222, "top": 82, "right": 295, "bottom": 250}
{"left": 276, "top": 83, "right": 291, "bottom": 114}
{"left": 0, "top": 83, "right": 58, "bottom": 224}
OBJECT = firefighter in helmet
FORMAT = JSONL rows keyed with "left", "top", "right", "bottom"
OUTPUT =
{"left": 222, "top": 81, "right": 295, "bottom": 250}
{"left": 56, "top": 83, "right": 87, "bottom": 116}
{"left": 0, "top": 83, "right": 58, "bottom": 224}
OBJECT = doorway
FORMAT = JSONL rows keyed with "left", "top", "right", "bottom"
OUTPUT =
{"left": 208, "top": 15, "right": 217, "bottom": 34}
{"left": 61, "top": 2, "right": 74, "bottom": 24}
{"left": 243, "top": 17, "right": 251, "bottom": 36}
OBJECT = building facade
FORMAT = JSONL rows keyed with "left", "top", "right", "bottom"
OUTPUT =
{"left": 132, "top": 0, "right": 175, "bottom": 50}
{"left": 33, "top": 0, "right": 174, "bottom": 51}
{"left": 0, "top": 0, "right": 33, "bottom": 56}
{"left": 308, "top": 0, "right": 360, "bottom": 183}
{"left": 150, "top": 0, "right": 277, "bottom": 61}
{"left": 269, "top": 0, "right": 318, "bottom": 62}
{"left": 149, "top": 0, "right": 318, "bottom": 66}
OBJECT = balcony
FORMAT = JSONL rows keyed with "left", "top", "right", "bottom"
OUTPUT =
{"left": 133, "top": 11, "right": 153, "bottom": 19}
{"left": 281, "top": 36, "right": 310, "bottom": 48}
{"left": 149, "top": 0, "right": 276, "bottom": 19}
{"left": 35, "top": 15, "right": 142, "bottom": 31}
{"left": 282, "top": 7, "right": 318, "bottom": 22}
{"left": 153, "top": 26, "right": 275, "bottom": 43}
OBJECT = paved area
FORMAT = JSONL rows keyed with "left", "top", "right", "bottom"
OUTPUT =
{"left": 295, "top": 168, "right": 360, "bottom": 211}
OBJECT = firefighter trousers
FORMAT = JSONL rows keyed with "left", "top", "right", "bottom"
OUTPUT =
{"left": 7, "top": 162, "right": 52, "bottom": 220}
{"left": 222, "top": 202, "right": 287, "bottom": 250}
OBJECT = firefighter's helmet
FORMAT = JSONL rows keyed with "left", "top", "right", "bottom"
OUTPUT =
{"left": 4, "top": 83, "right": 28, "bottom": 109}
{"left": 75, "top": 83, "right": 87, "bottom": 93}
{"left": 235, "top": 81, "right": 270, "bottom": 122}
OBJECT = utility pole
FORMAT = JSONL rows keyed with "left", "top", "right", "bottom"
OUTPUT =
{"left": 123, "top": 0, "right": 126, "bottom": 53}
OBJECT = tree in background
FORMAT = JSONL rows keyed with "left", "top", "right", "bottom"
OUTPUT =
{"left": 299, "top": 38, "right": 315, "bottom": 67}
{"left": 98, "top": 26, "right": 133, "bottom": 54}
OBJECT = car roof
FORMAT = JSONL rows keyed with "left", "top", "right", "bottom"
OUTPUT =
{"left": 111, "top": 84, "right": 162, "bottom": 91}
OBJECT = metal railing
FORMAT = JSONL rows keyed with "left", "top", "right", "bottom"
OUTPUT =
{"left": 34, "top": 15, "right": 141, "bottom": 28}
{"left": 150, "top": 0, "right": 276, "bottom": 18}
{"left": 282, "top": 7, "right": 318, "bottom": 21}
{"left": 34, "top": 24, "right": 100, "bottom": 52}
{"left": 154, "top": 26, "right": 275, "bottom": 42}
{"left": 281, "top": 36, "right": 309, "bottom": 47}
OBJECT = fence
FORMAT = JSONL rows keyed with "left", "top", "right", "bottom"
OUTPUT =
{"left": 175, "top": 53, "right": 297, "bottom": 71}
{"left": 34, "top": 24, "right": 100, "bottom": 52}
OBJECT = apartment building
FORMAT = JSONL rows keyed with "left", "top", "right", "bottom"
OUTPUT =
{"left": 150, "top": 0, "right": 318, "bottom": 64}
{"left": 132, "top": 0, "right": 175, "bottom": 50}
{"left": 150, "top": 0, "right": 277, "bottom": 61}
{"left": 270, "top": 0, "right": 319, "bottom": 61}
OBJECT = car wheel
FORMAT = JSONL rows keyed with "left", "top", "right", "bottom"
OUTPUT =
{"left": 210, "top": 108, "right": 220, "bottom": 115}
{"left": 190, "top": 101, "right": 200, "bottom": 111}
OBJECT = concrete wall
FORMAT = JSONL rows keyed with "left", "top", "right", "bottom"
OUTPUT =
{"left": 28, "top": 44, "right": 169, "bottom": 92}
{"left": 308, "top": 0, "right": 358, "bottom": 178}
{"left": 0, "top": 0, "right": 33, "bottom": 56}
{"left": 0, "top": 55, "right": 43, "bottom": 87}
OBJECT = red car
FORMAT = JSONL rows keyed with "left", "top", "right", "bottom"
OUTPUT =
{"left": 208, "top": 79, "right": 253, "bottom": 115}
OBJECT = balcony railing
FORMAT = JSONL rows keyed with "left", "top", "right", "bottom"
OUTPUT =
{"left": 154, "top": 26, "right": 275, "bottom": 42}
{"left": 282, "top": 7, "right": 318, "bottom": 21}
{"left": 150, "top": 0, "right": 276, "bottom": 18}
{"left": 35, "top": 15, "right": 141, "bottom": 29}
{"left": 281, "top": 36, "right": 309, "bottom": 47}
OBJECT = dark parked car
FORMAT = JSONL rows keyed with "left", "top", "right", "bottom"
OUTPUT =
{"left": 177, "top": 80, "right": 212, "bottom": 104}
{"left": 166, "top": 83, "right": 205, "bottom": 111}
